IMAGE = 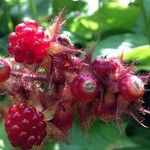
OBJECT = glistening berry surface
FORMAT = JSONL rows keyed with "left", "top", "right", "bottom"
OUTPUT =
{"left": 7, "top": 20, "right": 49, "bottom": 64}
{"left": 5, "top": 103, "right": 47, "bottom": 149}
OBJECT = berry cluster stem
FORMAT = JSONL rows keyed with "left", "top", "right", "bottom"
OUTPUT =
{"left": 10, "top": 70, "right": 47, "bottom": 82}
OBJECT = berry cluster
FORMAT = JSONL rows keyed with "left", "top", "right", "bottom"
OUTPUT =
{"left": 5, "top": 104, "right": 47, "bottom": 149}
{"left": 0, "top": 13, "right": 149, "bottom": 149}
{"left": 7, "top": 20, "right": 49, "bottom": 64}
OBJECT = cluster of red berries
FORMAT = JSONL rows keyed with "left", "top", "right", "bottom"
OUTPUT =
{"left": 0, "top": 14, "right": 149, "bottom": 150}
{"left": 91, "top": 56, "right": 145, "bottom": 120}
{"left": 5, "top": 104, "right": 47, "bottom": 149}
{"left": 92, "top": 56, "right": 144, "bottom": 102}
{"left": 7, "top": 20, "right": 49, "bottom": 64}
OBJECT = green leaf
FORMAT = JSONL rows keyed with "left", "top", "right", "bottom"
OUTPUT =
{"left": 0, "top": 37, "right": 8, "bottom": 56}
{"left": 124, "top": 45, "right": 150, "bottom": 71}
{"left": 0, "top": 121, "right": 13, "bottom": 150}
{"left": 92, "top": 32, "right": 150, "bottom": 72}
{"left": 52, "top": 0, "right": 86, "bottom": 16}
{"left": 11, "top": 0, "right": 51, "bottom": 24}
{"left": 115, "top": 147, "right": 149, "bottom": 150}
{"left": 42, "top": 141, "right": 56, "bottom": 150}
{"left": 36, "top": 0, "right": 52, "bottom": 21}
{"left": 93, "top": 33, "right": 149, "bottom": 58}
{"left": 126, "top": 123, "right": 150, "bottom": 149}
{"left": 58, "top": 121, "right": 136, "bottom": 150}
{"left": 67, "top": 2, "right": 140, "bottom": 40}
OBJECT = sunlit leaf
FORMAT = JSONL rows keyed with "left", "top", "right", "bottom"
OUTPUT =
{"left": 93, "top": 33, "right": 150, "bottom": 72}
{"left": 67, "top": 2, "right": 140, "bottom": 40}
{"left": 93, "top": 33, "right": 148, "bottom": 58}
{"left": 123, "top": 45, "right": 150, "bottom": 71}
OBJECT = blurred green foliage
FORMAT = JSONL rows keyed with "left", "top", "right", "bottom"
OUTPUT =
{"left": 0, "top": 0, "right": 150, "bottom": 150}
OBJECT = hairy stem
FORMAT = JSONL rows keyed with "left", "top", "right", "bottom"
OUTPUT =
{"left": 10, "top": 70, "right": 47, "bottom": 82}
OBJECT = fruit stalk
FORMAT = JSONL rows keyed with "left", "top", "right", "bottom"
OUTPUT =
{"left": 10, "top": 70, "right": 47, "bottom": 82}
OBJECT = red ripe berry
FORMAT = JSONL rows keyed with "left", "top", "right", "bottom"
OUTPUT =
{"left": 7, "top": 20, "right": 49, "bottom": 64}
{"left": 5, "top": 103, "right": 47, "bottom": 149}
{"left": 8, "top": 32, "right": 19, "bottom": 45}
{"left": 15, "top": 23, "right": 26, "bottom": 35}
{"left": 24, "top": 20, "right": 38, "bottom": 30}
{"left": 20, "top": 27, "right": 35, "bottom": 41}
{"left": 70, "top": 73, "right": 98, "bottom": 103}
{"left": 0, "top": 59, "right": 11, "bottom": 82}
{"left": 92, "top": 56, "right": 123, "bottom": 82}
{"left": 119, "top": 74, "right": 144, "bottom": 101}
{"left": 35, "top": 28, "right": 45, "bottom": 39}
